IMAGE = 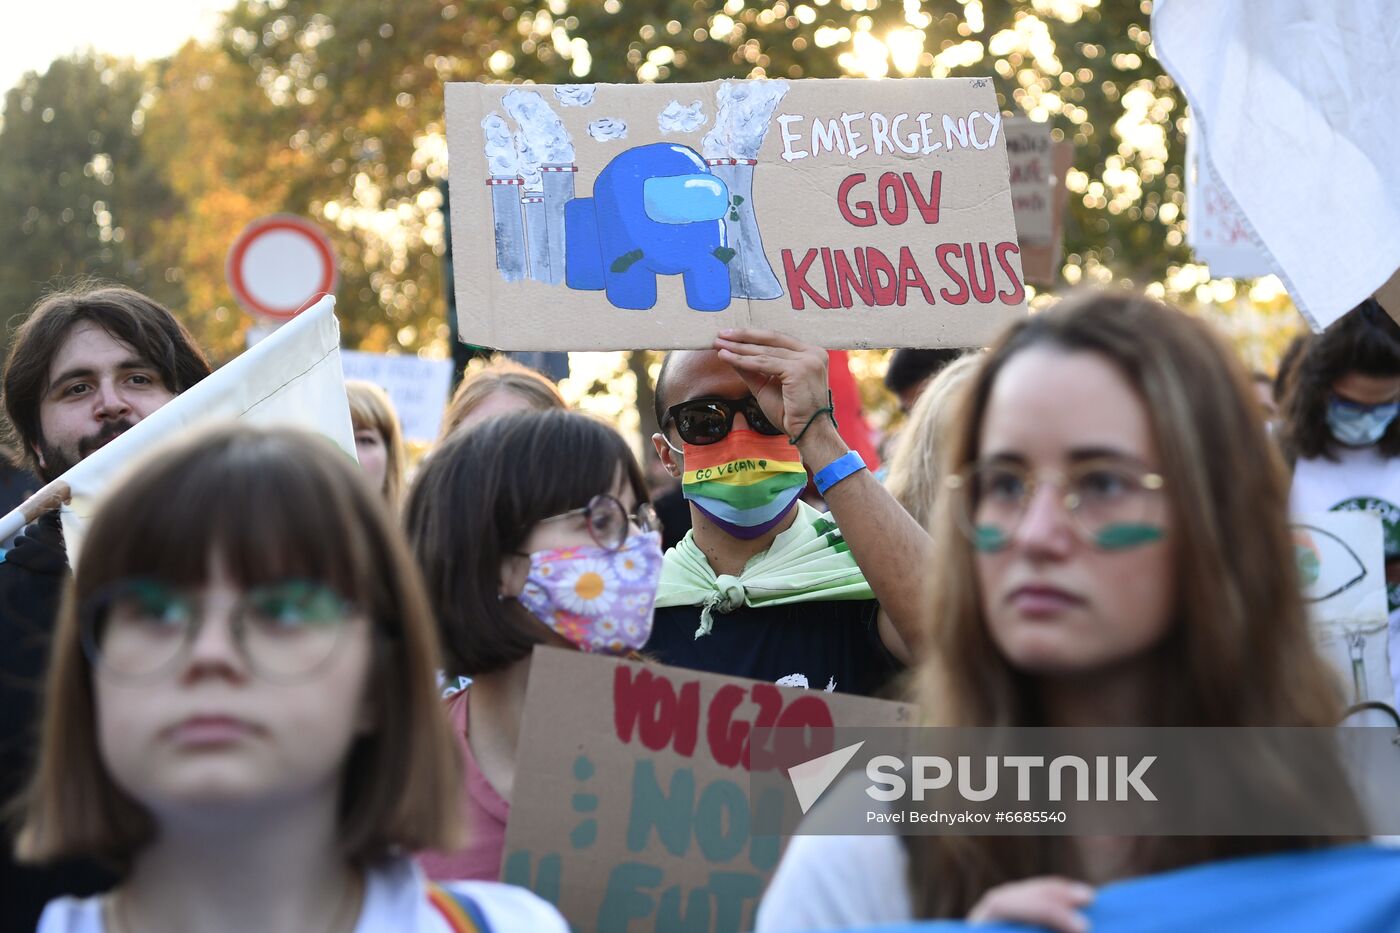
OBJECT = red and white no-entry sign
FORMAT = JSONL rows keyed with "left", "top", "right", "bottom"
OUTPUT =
{"left": 226, "top": 214, "right": 338, "bottom": 321}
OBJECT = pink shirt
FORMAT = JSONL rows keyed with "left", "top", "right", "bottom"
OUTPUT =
{"left": 417, "top": 690, "right": 511, "bottom": 882}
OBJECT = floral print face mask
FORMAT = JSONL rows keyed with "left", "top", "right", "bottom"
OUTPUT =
{"left": 516, "top": 531, "right": 664, "bottom": 654}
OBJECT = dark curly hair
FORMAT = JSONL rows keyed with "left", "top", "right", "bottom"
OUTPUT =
{"left": 1280, "top": 299, "right": 1400, "bottom": 464}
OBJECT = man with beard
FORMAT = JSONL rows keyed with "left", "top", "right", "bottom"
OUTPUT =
{"left": 0, "top": 285, "right": 209, "bottom": 932}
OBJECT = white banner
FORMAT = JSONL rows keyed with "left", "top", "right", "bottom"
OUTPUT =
{"left": 1154, "top": 0, "right": 1400, "bottom": 329}
{"left": 339, "top": 350, "right": 453, "bottom": 443}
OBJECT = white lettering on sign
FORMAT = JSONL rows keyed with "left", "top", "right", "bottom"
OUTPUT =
{"left": 780, "top": 109, "right": 1003, "bottom": 163}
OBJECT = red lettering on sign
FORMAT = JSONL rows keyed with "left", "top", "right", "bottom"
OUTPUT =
{"left": 707, "top": 684, "right": 749, "bottom": 768}
{"left": 897, "top": 246, "right": 935, "bottom": 306}
{"left": 904, "top": 172, "right": 941, "bottom": 224}
{"left": 876, "top": 173, "right": 909, "bottom": 225}
{"left": 996, "top": 242, "right": 1026, "bottom": 305}
{"left": 782, "top": 249, "right": 832, "bottom": 311}
{"left": 965, "top": 241, "right": 996, "bottom": 303}
{"left": 834, "top": 248, "right": 874, "bottom": 308}
{"left": 743, "top": 684, "right": 786, "bottom": 770}
{"left": 613, "top": 667, "right": 698, "bottom": 757}
{"left": 937, "top": 243, "right": 969, "bottom": 305}
{"left": 865, "top": 247, "right": 898, "bottom": 306}
{"left": 836, "top": 173, "right": 876, "bottom": 227}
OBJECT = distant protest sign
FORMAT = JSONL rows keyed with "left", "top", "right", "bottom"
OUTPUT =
{"left": 1003, "top": 117, "right": 1070, "bottom": 286}
{"left": 446, "top": 77, "right": 1026, "bottom": 350}
{"left": 1004, "top": 117, "right": 1054, "bottom": 244}
{"left": 339, "top": 350, "right": 452, "bottom": 443}
{"left": 502, "top": 647, "right": 911, "bottom": 933}
{"left": 1292, "top": 512, "right": 1395, "bottom": 708}
{"left": 1184, "top": 131, "right": 1272, "bottom": 280}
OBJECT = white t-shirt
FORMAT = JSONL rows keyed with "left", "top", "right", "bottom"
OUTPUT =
{"left": 36, "top": 856, "right": 567, "bottom": 933}
{"left": 755, "top": 777, "right": 913, "bottom": 932}
{"left": 1290, "top": 446, "right": 1400, "bottom": 710}
{"left": 1291, "top": 447, "right": 1400, "bottom": 560}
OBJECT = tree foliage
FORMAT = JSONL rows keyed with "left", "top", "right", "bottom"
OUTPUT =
{"left": 0, "top": 1, "right": 1301, "bottom": 379}
{"left": 0, "top": 55, "right": 181, "bottom": 332}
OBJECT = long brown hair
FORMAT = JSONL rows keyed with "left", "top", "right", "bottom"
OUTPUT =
{"left": 437, "top": 357, "right": 565, "bottom": 442}
{"left": 12, "top": 424, "right": 463, "bottom": 867}
{"left": 907, "top": 290, "right": 1357, "bottom": 916}
{"left": 884, "top": 353, "right": 981, "bottom": 531}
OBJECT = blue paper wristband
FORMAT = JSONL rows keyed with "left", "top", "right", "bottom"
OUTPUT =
{"left": 814, "top": 451, "right": 866, "bottom": 496}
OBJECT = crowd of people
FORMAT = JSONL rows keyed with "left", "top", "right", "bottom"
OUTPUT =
{"left": 0, "top": 280, "right": 1397, "bottom": 932}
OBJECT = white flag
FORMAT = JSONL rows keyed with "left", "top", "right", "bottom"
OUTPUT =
{"left": 50, "top": 296, "right": 354, "bottom": 561}
{"left": 1153, "top": 0, "right": 1400, "bottom": 330}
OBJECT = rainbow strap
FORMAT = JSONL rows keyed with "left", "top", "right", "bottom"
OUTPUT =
{"left": 681, "top": 431, "right": 807, "bottom": 528}
{"left": 428, "top": 883, "right": 492, "bottom": 933}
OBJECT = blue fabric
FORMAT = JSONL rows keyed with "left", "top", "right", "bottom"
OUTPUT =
{"left": 848, "top": 845, "right": 1400, "bottom": 933}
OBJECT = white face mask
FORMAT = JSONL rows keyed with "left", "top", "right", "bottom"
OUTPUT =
{"left": 1327, "top": 397, "right": 1400, "bottom": 447}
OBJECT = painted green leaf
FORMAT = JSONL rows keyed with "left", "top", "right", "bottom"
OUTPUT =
{"left": 713, "top": 246, "right": 736, "bottom": 264}
{"left": 610, "top": 249, "right": 644, "bottom": 273}
{"left": 1295, "top": 545, "right": 1321, "bottom": 587}
{"left": 728, "top": 210, "right": 740, "bottom": 221}
{"left": 732, "top": 195, "right": 745, "bottom": 206}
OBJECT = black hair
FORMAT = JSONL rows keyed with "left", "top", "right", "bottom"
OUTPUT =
{"left": 883, "top": 348, "right": 965, "bottom": 395}
{"left": 404, "top": 409, "right": 650, "bottom": 677}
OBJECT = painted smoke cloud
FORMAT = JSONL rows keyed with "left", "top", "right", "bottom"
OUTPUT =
{"left": 588, "top": 119, "right": 629, "bottom": 142}
{"left": 481, "top": 112, "right": 522, "bottom": 177}
{"left": 701, "top": 79, "right": 790, "bottom": 160}
{"left": 481, "top": 111, "right": 527, "bottom": 282}
{"left": 554, "top": 84, "right": 596, "bottom": 107}
{"left": 700, "top": 80, "right": 790, "bottom": 300}
{"left": 658, "top": 99, "right": 707, "bottom": 134}
{"left": 500, "top": 89, "right": 575, "bottom": 286}
{"left": 503, "top": 89, "right": 576, "bottom": 165}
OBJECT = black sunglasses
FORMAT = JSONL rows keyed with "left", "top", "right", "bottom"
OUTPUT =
{"left": 663, "top": 395, "right": 784, "bottom": 446}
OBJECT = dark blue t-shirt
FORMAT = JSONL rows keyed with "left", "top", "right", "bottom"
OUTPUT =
{"left": 645, "top": 598, "right": 902, "bottom": 697}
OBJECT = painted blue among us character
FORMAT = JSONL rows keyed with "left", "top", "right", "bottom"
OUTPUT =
{"left": 565, "top": 142, "right": 735, "bottom": 312}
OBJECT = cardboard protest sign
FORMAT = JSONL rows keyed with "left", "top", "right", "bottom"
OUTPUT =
{"left": 1292, "top": 512, "right": 1395, "bottom": 707}
{"left": 1184, "top": 130, "right": 1272, "bottom": 279}
{"left": 1003, "top": 118, "right": 1054, "bottom": 245}
{"left": 1002, "top": 116, "right": 1071, "bottom": 287}
{"left": 502, "top": 647, "right": 912, "bottom": 932}
{"left": 446, "top": 78, "right": 1026, "bottom": 350}
{"left": 339, "top": 349, "right": 453, "bottom": 443}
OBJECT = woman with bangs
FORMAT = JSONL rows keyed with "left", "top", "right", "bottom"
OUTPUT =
{"left": 12, "top": 424, "right": 566, "bottom": 932}
{"left": 346, "top": 379, "right": 407, "bottom": 509}
{"left": 757, "top": 291, "right": 1367, "bottom": 932}
{"left": 406, "top": 409, "right": 663, "bottom": 882}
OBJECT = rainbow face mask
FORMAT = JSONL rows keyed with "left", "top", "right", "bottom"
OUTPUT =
{"left": 680, "top": 430, "right": 807, "bottom": 539}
